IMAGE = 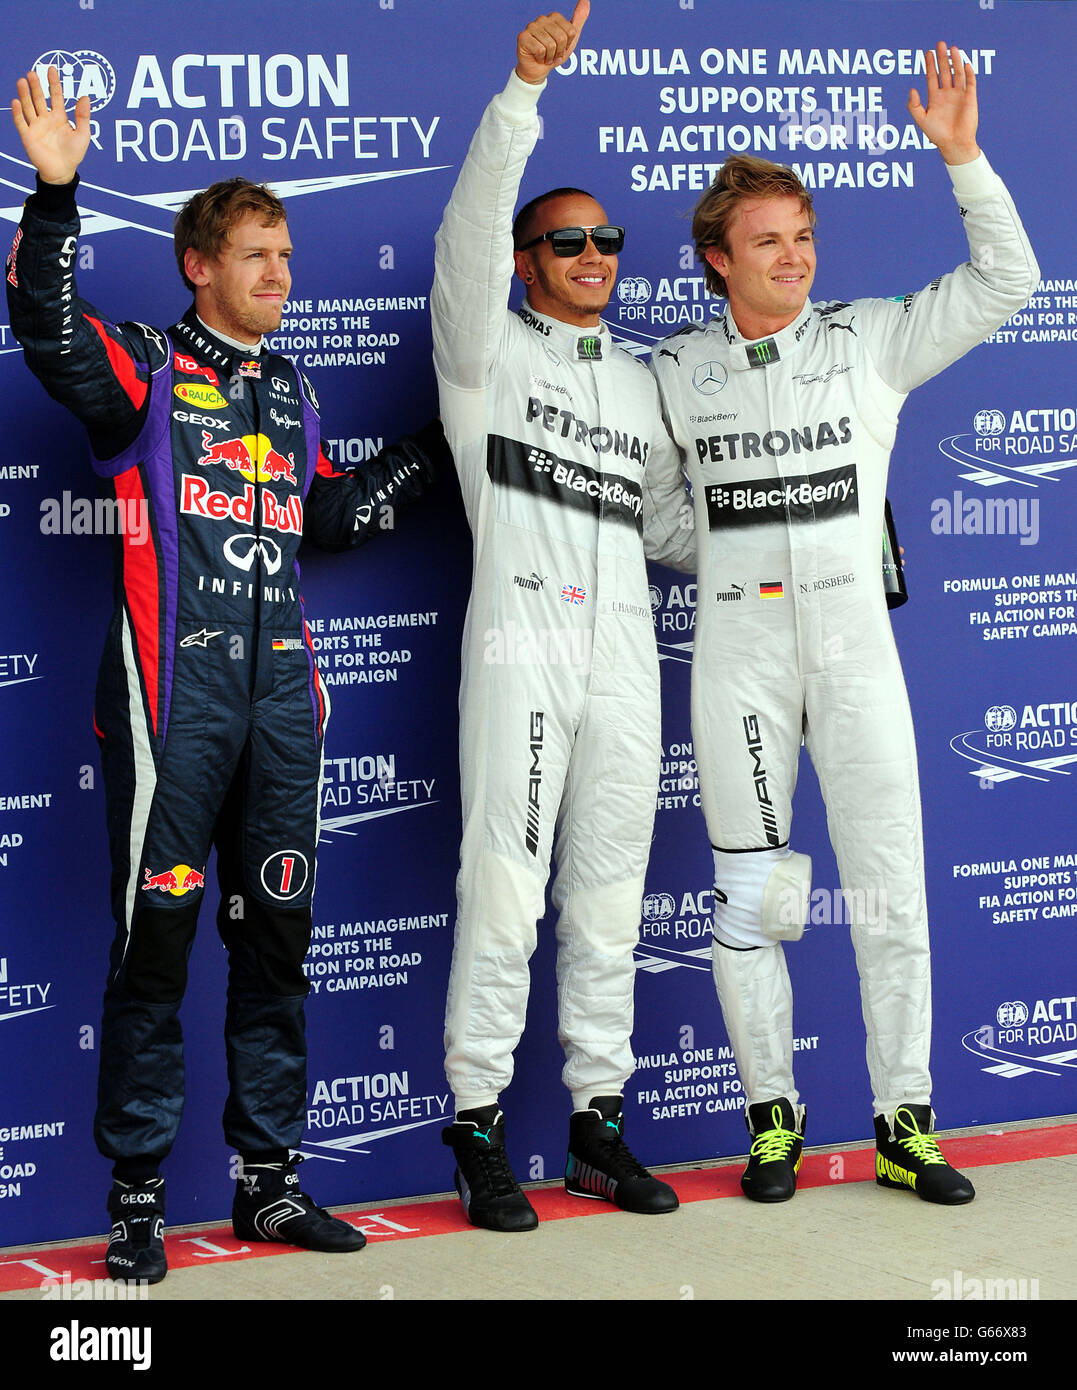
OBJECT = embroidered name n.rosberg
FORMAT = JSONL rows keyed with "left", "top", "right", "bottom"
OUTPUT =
{"left": 706, "top": 464, "right": 859, "bottom": 530}
{"left": 488, "top": 436, "right": 644, "bottom": 530}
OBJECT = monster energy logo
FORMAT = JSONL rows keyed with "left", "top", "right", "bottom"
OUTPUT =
{"left": 577, "top": 336, "right": 602, "bottom": 360}
{"left": 746, "top": 338, "right": 780, "bottom": 368}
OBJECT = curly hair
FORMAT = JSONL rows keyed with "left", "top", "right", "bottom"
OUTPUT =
{"left": 174, "top": 178, "right": 287, "bottom": 292}
{"left": 693, "top": 156, "right": 815, "bottom": 298}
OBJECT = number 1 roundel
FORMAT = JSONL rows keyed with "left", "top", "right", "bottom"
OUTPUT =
{"left": 260, "top": 850, "right": 310, "bottom": 901}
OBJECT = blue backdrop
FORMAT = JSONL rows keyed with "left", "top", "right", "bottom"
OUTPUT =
{"left": 1, "top": 0, "right": 1074, "bottom": 1246}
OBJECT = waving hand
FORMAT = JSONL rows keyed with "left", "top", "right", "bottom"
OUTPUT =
{"left": 11, "top": 65, "right": 91, "bottom": 185}
{"left": 908, "top": 42, "right": 980, "bottom": 165}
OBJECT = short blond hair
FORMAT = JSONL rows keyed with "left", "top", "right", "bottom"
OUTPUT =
{"left": 693, "top": 156, "right": 815, "bottom": 297}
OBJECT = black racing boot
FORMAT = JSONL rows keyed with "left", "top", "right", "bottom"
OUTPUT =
{"left": 565, "top": 1096, "right": 678, "bottom": 1213}
{"left": 874, "top": 1105, "right": 976, "bottom": 1205}
{"left": 442, "top": 1105, "right": 538, "bottom": 1232}
{"left": 106, "top": 1177, "right": 168, "bottom": 1284}
{"left": 741, "top": 1099, "right": 805, "bottom": 1203}
{"left": 232, "top": 1155, "right": 366, "bottom": 1250}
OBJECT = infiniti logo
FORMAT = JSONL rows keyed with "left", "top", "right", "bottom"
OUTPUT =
{"left": 223, "top": 533, "right": 283, "bottom": 574}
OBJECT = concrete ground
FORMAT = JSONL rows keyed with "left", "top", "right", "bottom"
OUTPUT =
{"left": 4, "top": 1115, "right": 1071, "bottom": 1371}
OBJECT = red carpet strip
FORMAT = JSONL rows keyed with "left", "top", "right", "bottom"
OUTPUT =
{"left": 1, "top": 1121, "right": 1073, "bottom": 1292}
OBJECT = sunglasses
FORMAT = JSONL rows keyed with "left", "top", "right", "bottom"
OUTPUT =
{"left": 518, "top": 225, "right": 625, "bottom": 257}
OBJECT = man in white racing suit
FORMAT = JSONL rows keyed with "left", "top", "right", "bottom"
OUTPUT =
{"left": 651, "top": 44, "right": 1038, "bottom": 1204}
{"left": 432, "top": 2, "right": 693, "bottom": 1231}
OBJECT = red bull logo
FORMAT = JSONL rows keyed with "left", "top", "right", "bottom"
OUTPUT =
{"left": 181, "top": 474, "right": 303, "bottom": 534}
{"left": 197, "top": 432, "right": 296, "bottom": 486}
{"left": 141, "top": 864, "right": 206, "bottom": 896}
{"left": 198, "top": 432, "right": 251, "bottom": 473}
{"left": 262, "top": 446, "right": 297, "bottom": 485}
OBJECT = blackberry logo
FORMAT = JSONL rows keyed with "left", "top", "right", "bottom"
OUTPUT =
{"left": 528, "top": 449, "right": 555, "bottom": 474}
{"left": 704, "top": 464, "right": 858, "bottom": 531}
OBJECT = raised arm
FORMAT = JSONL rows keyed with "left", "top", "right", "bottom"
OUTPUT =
{"left": 855, "top": 42, "right": 1038, "bottom": 395}
{"left": 7, "top": 67, "right": 154, "bottom": 455}
{"left": 431, "top": 6, "right": 589, "bottom": 393}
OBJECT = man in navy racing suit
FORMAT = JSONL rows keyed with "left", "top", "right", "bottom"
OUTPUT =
{"left": 7, "top": 65, "right": 443, "bottom": 1282}
{"left": 651, "top": 44, "right": 1038, "bottom": 1205}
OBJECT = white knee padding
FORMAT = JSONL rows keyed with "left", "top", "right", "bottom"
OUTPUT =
{"left": 761, "top": 850, "right": 812, "bottom": 942}
{"left": 712, "top": 847, "right": 811, "bottom": 949}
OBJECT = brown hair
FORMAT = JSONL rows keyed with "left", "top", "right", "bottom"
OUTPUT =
{"left": 174, "top": 178, "right": 287, "bottom": 292}
{"left": 693, "top": 156, "right": 814, "bottom": 298}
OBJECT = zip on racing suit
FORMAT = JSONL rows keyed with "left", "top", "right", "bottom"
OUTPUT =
{"left": 432, "top": 72, "right": 694, "bottom": 1111}
{"left": 6, "top": 174, "right": 443, "bottom": 1164}
{"left": 651, "top": 153, "right": 1037, "bottom": 1119}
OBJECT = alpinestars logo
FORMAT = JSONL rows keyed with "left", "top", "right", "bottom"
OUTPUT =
{"left": 525, "top": 711, "right": 544, "bottom": 856}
